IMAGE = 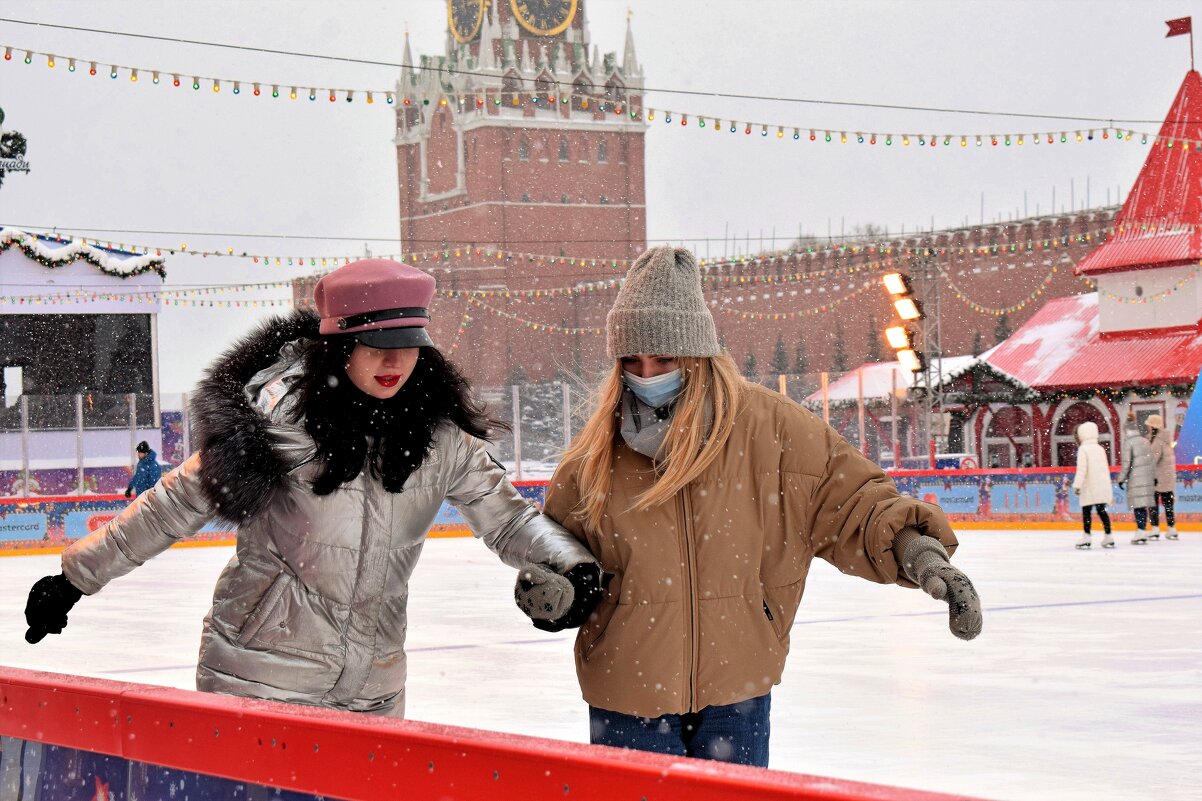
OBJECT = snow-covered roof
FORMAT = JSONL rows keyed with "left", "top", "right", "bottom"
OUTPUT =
{"left": 804, "top": 354, "right": 998, "bottom": 404}
{"left": 0, "top": 227, "right": 166, "bottom": 278}
{"left": 985, "top": 291, "right": 1202, "bottom": 390}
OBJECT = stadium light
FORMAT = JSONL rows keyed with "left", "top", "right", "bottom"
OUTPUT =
{"left": 894, "top": 297, "right": 924, "bottom": 321}
{"left": 897, "top": 348, "right": 925, "bottom": 373}
{"left": 884, "top": 326, "right": 912, "bottom": 349}
{"left": 882, "top": 272, "right": 912, "bottom": 296}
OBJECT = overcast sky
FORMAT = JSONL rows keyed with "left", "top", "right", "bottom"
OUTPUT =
{"left": 0, "top": 0, "right": 1195, "bottom": 392}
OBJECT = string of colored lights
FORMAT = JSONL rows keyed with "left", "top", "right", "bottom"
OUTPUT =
{"left": 6, "top": 42, "right": 1199, "bottom": 150}
{"left": 713, "top": 281, "right": 877, "bottom": 320}
{"left": 464, "top": 296, "right": 603, "bottom": 335}
{"left": 644, "top": 107, "right": 1200, "bottom": 150}
{"left": 941, "top": 265, "right": 1060, "bottom": 317}
{"left": 448, "top": 311, "right": 474, "bottom": 353}
{"left": 0, "top": 17, "right": 1174, "bottom": 125}
{"left": 7, "top": 223, "right": 1121, "bottom": 287}
{"left": 1080, "top": 269, "right": 1199, "bottom": 304}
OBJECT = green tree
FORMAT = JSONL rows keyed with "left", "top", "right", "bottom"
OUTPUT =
{"left": 971, "top": 330, "right": 984, "bottom": 356}
{"left": 771, "top": 333, "right": 789, "bottom": 373}
{"left": 865, "top": 324, "right": 883, "bottom": 362}
{"left": 994, "top": 313, "right": 1012, "bottom": 345}
{"left": 831, "top": 323, "right": 849, "bottom": 373}
{"left": 793, "top": 337, "right": 809, "bottom": 375}
{"left": 743, "top": 351, "right": 758, "bottom": 380}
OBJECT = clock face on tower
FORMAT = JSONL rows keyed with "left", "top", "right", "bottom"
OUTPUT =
{"left": 509, "top": 0, "right": 577, "bottom": 36}
{"left": 448, "top": 0, "right": 486, "bottom": 43}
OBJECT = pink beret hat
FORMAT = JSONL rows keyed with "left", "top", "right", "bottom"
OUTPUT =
{"left": 313, "top": 259, "right": 436, "bottom": 349}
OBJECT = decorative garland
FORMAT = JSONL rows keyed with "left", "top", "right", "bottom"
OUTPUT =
{"left": 8, "top": 43, "right": 1202, "bottom": 151}
{"left": 0, "top": 229, "right": 165, "bottom": 278}
{"left": 943, "top": 265, "right": 1060, "bottom": 317}
{"left": 0, "top": 289, "right": 291, "bottom": 308}
{"left": 448, "top": 310, "right": 473, "bottom": 353}
{"left": 15, "top": 222, "right": 1119, "bottom": 276}
{"left": 645, "top": 108, "right": 1201, "bottom": 151}
{"left": 465, "top": 296, "right": 604, "bottom": 335}
{"left": 1080, "top": 270, "right": 1199, "bottom": 304}
{"left": 714, "top": 281, "right": 876, "bottom": 320}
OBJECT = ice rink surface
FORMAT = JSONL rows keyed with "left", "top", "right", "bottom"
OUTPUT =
{"left": 1, "top": 529, "right": 1199, "bottom": 801}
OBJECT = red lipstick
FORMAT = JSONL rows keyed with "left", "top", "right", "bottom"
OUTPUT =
{"left": 375, "top": 375, "right": 401, "bottom": 388}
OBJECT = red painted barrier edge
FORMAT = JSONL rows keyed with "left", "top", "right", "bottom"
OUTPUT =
{"left": 0, "top": 667, "right": 989, "bottom": 801}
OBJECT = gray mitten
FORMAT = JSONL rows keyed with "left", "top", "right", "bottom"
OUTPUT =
{"left": 894, "top": 529, "right": 983, "bottom": 641}
{"left": 514, "top": 563, "right": 574, "bottom": 622}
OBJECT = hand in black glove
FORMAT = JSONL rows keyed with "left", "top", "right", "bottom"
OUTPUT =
{"left": 1117, "top": 481, "right": 1126, "bottom": 490}
{"left": 25, "top": 573, "right": 84, "bottom": 644}
{"left": 515, "top": 562, "right": 608, "bottom": 633}
{"left": 124, "top": 487, "right": 133, "bottom": 499}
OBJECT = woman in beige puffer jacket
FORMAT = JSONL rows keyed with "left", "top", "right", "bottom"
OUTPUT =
{"left": 535, "top": 245, "right": 983, "bottom": 768}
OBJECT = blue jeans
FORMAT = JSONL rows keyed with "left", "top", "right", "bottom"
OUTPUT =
{"left": 589, "top": 693, "right": 771, "bottom": 767}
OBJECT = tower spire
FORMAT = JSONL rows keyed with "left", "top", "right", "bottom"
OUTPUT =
{"left": 401, "top": 29, "right": 413, "bottom": 82}
{"left": 622, "top": 10, "right": 640, "bottom": 76}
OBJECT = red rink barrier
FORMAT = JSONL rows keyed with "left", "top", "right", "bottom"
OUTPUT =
{"left": 0, "top": 668, "right": 988, "bottom": 800}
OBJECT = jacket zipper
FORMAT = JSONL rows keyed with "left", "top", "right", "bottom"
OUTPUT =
{"left": 679, "top": 489, "right": 699, "bottom": 712}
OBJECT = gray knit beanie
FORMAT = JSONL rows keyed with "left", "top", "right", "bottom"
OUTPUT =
{"left": 606, "top": 245, "right": 720, "bottom": 359}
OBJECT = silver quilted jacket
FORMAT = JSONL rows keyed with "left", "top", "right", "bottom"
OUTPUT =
{"left": 61, "top": 342, "right": 595, "bottom": 716}
{"left": 1120, "top": 434, "right": 1155, "bottom": 510}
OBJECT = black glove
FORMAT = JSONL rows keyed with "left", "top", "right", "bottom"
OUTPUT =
{"left": 25, "top": 573, "right": 84, "bottom": 644}
{"left": 516, "top": 563, "right": 608, "bottom": 633}
{"left": 125, "top": 487, "right": 133, "bottom": 499}
{"left": 1118, "top": 481, "right": 1126, "bottom": 490}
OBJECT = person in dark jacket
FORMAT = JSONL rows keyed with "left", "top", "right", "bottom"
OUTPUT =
{"left": 24, "top": 259, "right": 603, "bottom": 717}
{"left": 125, "top": 441, "right": 162, "bottom": 498}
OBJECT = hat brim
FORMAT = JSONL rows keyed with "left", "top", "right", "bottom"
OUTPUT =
{"left": 354, "top": 326, "right": 434, "bottom": 349}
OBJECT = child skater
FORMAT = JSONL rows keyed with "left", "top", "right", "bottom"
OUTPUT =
{"left": 1073, "top": 421, "right": 1114, "bottom": 549}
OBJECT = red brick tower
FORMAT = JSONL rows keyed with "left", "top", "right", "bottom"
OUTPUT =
{"left": 397, "top": 0, "right": 646, "bottom": 384}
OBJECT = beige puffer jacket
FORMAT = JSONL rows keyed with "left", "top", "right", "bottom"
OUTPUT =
{"left": 63, "top": 320, "right": 595, "bottom": 717}
{"left": 544, "top": 383, "right": 959, "bottom": 718}
{"left": 1150, "top": 427, "right": 1178, "bottom": 492}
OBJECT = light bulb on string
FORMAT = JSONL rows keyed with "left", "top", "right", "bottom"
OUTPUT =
{"left": 68, "top": 58, "right": 75, "bottom": 72}
{"left": 130, "top": 68, "right": 137, "bottom": 82}
{"left": 233, "top": 81, "right": 240, "bottom": 94}
{"left": 47, "top": 54, "right": 55, "bottom": 68}
{"left": 152, "top": 70, "right": 159, "bottom": 84}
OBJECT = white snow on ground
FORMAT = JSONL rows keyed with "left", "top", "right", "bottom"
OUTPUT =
{"left": 0, "top": 530, "right": 1198, "bottom": 801}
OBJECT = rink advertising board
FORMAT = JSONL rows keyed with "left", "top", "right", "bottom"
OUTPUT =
{"left": 3, "top": 469, "right": 1200, "bottom": 553}
{"left": 0, "top": 666, "right": 985, "bottom": 801}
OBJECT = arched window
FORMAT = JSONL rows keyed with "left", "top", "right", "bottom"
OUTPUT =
{"left": 599, "top": 195, "right": 608, "bottom": 204}
{"left": 572, "top": 76, "right": 591, "bottom": 110}
{"left": 1053, "top": 402, "right": 1112, "bottom": 466}
{"left": 604, "top": 78, "right": 626, "bottom": 102}
{"left": 560, "top": 194, "right": 570, "bottom": 204}
{"left": 518, "top": 137, "right": 529, "bottom": 161}
{"left": 984, "top": 406, "right": 1035, "bottom": 468}
{"left": 501, "top": 71, "right": 521, "bottom": 107}
{"left": 597, "top": 138, "right": 608, "bottom": 163}
{"left": 558, "top": 139, "right": 569, "bottom": 162}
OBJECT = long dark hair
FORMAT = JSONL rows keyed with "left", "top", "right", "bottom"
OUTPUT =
{"left": 295, "top": 336, "right": 506, "bottom": 495}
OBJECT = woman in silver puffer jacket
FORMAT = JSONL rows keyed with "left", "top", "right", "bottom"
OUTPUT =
{"left": 23, "top": 259, "right": 602, "bottom": 717}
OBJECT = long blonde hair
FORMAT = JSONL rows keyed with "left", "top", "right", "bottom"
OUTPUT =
{"left": 562, "top": 353, "right": 745, "bottom": 533}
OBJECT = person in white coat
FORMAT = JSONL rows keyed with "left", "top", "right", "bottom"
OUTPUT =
{"left": 1072, "top": 421, "right": 1115, "bottom": 549}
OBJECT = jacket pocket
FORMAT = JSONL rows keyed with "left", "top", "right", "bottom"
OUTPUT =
{"left": 762, "top": 577, "right": 805, "bottom": 643}
{"left": 580, "top": 599, "right": 620, "bottom": 662}
{"left": 236, "top": 571, "right": 293, "bottom": 647}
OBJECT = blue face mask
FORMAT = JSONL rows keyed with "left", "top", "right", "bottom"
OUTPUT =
{"left": 624, "top": 368, "right": 683, "bottom": 408}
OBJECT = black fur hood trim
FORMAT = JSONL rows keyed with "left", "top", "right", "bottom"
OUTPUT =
{"left": 190, "top": 309, "right": 319, "bottom": 522}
